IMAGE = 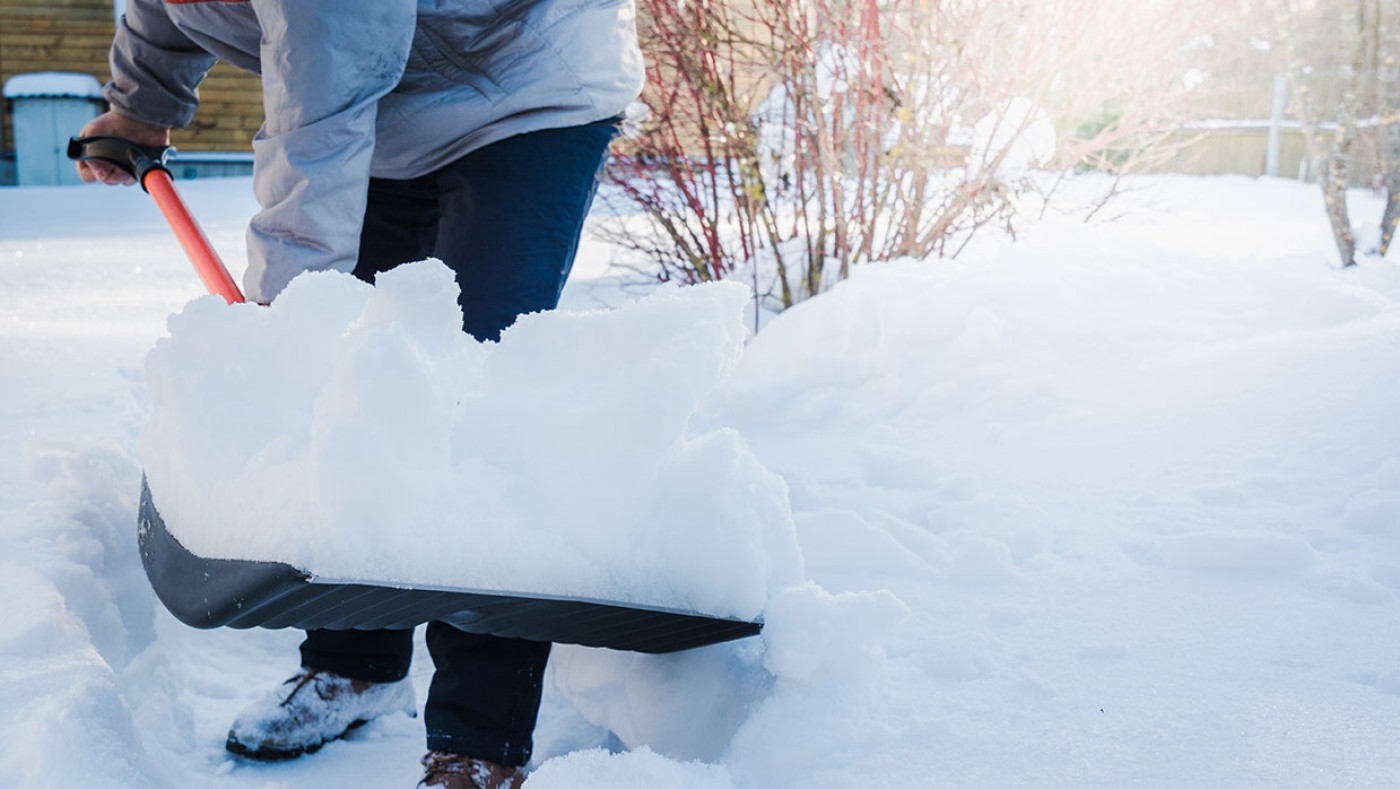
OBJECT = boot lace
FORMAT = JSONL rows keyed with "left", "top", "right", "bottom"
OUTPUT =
{"left": 278, "top": 669, "right": 338, "bottom": 706}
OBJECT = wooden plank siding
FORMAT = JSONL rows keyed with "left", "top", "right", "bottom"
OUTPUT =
{"left": 1, "top": 0, "right": 263, "bottom": 155}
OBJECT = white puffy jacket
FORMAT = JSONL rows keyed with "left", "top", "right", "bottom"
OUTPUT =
{"left": 106, "top": 0, "right": 644, "bottom": 303}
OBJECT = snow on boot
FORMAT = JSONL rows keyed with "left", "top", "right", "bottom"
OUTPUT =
{"left": 419, "top": 751, "right": 522, "bottom": 789}
{"left": 225, "top": 668, "right": 417, "bottom": 760}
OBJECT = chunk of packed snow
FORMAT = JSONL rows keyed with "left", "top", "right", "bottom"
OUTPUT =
{"left": 140, "top": 262, "right": 802, "bottom": 619}
{"left": 526, "top": 746, "right": 733, "bottom": 789}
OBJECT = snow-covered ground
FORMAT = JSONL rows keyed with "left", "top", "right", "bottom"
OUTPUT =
{"left": 2, "top": 174, "right": 1398, "bottom": 787}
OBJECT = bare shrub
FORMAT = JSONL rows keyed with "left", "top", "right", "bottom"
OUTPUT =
{"left": 599, "top": 0, "right": 1221, "bottom": 322}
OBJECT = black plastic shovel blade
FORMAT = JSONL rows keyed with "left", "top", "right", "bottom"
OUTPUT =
{"left": 136, "top": 478, "right": 761, "bottom": 653}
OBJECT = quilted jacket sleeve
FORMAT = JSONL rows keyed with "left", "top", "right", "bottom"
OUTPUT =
{"left": 105, "top": 0, "right": 217, "bottom": 129}
{"left": 243, "top": 0, "right": 415, "bottom": 303}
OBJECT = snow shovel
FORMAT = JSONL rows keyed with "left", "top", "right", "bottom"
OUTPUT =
{"left": 70, "top": 136, "right": 762, "bottom": 653}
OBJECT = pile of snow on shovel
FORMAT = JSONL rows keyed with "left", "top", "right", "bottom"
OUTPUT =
{"left": 141, "top": 261, "right": 802, "bottom": 620}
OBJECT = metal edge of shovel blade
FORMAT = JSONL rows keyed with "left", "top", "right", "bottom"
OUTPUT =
{"left": 138, "top": 475, "right": 312, "bottom": 629}
{"left": 136, "top": 477, "right": 762, "bottom": 652}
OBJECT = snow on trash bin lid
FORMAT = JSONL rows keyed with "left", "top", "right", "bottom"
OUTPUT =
{"left": 3, "top": 72, "right": 104, "bottom": 100}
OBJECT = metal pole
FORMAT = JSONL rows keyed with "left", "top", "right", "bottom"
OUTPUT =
{"left": 1266, "top": 74, "right": 1287, "bottom": 178}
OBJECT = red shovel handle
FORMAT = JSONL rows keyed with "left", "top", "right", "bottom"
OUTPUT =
{"left": 142, "top": 169, "right": 244, "bottom": 304}
{"left": 68, "top": 136, "right": 246, "bottom": 305}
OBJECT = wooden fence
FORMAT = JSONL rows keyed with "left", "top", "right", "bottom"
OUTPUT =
{"left": 1159, "top": 122, "right": 1392, "bottom": 187}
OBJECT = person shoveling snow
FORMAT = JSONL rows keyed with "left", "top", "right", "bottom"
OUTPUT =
{"left": 71, "top": 2, "right": 801, "bottom": 786}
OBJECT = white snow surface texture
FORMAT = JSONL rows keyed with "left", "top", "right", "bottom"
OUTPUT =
{"left": 142, "top": 266, "right": 799, "bottom": 619}
{"left": 2, "top": 174, "right": 1399, "bottom": 788}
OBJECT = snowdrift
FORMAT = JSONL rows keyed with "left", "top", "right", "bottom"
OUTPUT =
{"left": 5, "top": 175, "right": 1400, "bottom": 788}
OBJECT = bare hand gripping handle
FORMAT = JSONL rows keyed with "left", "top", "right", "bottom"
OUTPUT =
{"left": 69, "top": 136, "right": 246, "bottom": 305}
{"left": 66, "top": 135, "right": 173, "bottom": 189}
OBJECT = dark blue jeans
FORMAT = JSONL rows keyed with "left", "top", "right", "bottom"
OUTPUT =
{"left": 299, "top": 118, "right": 619, "bottom": 766}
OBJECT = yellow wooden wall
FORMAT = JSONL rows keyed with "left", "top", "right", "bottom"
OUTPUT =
{"left": 1, "top": 0, "right": 263, "bottom": 154}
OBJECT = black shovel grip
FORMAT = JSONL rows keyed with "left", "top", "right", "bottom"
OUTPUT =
{"left": 68, "top": 136, "right": 175, "bottom": 191}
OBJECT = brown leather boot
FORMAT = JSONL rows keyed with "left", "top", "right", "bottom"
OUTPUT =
{"left": 419, "top": 751, "right": 522, "bottom": 789}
